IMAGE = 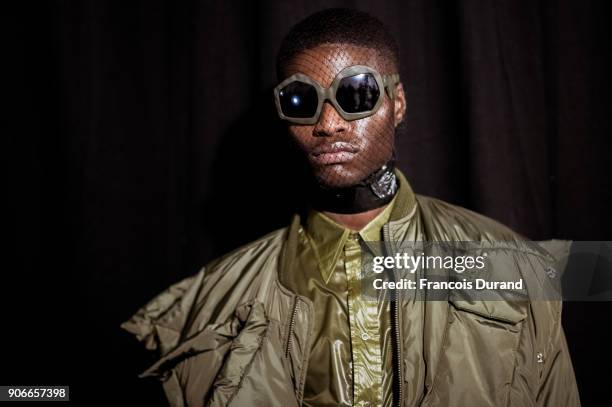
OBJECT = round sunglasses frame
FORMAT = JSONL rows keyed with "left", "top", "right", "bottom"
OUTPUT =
{"left": 274, "top": 65, "right": 400, "bottom": 125}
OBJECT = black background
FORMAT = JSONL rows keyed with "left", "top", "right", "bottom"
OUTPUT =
{"left": 5, "top": 0, "right": 612, "bottom": 405}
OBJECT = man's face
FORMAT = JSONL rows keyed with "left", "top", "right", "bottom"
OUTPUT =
{"left": 280, "top": 43, "right": 406, "bottom": 188}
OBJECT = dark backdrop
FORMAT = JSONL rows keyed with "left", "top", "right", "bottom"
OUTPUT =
{"left": 6, "top": 0, "right": 612, "bottom": 405}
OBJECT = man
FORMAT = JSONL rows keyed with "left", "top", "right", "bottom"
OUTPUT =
{"left": 122, "top": 8, "right": 580, "bottom": 407}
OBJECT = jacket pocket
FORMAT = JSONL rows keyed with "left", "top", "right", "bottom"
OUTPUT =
{"left": 206, "top": 302, "right": 299, "bottom": 407}
{"left": 422, "top": 299, "right": 526, "bottom": 407}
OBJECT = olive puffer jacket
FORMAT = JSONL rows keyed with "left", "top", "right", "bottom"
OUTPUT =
{"left": 122, "top": 173, "right": 580, "bottom": 407}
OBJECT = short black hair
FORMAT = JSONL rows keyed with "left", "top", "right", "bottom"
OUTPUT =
{"left": 276, "top": 8, "right": 399, "bottom": 78}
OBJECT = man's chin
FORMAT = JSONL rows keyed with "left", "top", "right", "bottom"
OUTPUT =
{"left": 313, "top": 166, "right": 367, "bottom": 189}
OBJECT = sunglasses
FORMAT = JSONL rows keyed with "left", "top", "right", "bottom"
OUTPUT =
{"left": 274, "top": 65, "right": 400, "bottom": 125}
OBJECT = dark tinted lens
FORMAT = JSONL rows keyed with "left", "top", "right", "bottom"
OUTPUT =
{"left": 278, "top": 81, "right": 318, "bottom": 118}
{"left": 336, "top": 73, "right": 380, "bottom": 113}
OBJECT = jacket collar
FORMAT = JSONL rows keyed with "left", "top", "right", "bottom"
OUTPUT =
{"left": 385, "top": 170, "right": 419, "bottom": 242}
{"left": 388, "top": 169, "right": 418, "bottom": 224}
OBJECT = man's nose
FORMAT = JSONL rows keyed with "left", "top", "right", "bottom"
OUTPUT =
{"left": 313, "top": 102, "right": 348, "bottom": 137}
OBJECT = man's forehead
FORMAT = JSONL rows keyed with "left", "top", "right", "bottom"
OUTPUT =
{"left": 281, "top": 43, "right": 395, "bottom": 87}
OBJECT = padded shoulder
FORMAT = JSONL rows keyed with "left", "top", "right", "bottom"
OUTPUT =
{"left": 121, "top": 226, "right": 288, "bottom": 356}
{"left": 415, "top": 194, "right": 524, "bottom": 243}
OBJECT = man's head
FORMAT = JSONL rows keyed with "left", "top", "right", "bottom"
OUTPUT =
{"left": 276, "top": 8, "right": 406, "bottom": 189}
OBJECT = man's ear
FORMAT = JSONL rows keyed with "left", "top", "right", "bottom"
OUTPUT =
{"left": 393, "top": 82, "right": 406, "bottom": 127}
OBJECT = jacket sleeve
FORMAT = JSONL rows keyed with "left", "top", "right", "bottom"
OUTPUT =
{"left": 125, "top": 296, "right": 298, "bottom": 407}
{"left": 536, "top": 315, "right": 581, "bottom": 407}
{"left": 139, "top": 301, "right": 273, "bottom": 407}
{"left": 121, "top": 267, "right": 270, "bottom": 407}
{"left": 121, "top": 262, "right": 298, "bottom": 407}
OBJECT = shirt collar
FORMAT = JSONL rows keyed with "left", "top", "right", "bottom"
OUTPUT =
{"left": 305, "top": 189, "right": 398, "bottom": 284}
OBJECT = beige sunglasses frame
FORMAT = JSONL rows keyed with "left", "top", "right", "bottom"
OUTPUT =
{"left": 274, "top": 64, "right": 400, "bottom": 125}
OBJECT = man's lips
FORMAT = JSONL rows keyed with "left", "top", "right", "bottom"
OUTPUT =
{"left": 310, "top": 142, "right": 359, "bottom": 165}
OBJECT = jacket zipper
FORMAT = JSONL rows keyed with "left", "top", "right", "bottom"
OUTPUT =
{"left": 392, "top": 290, "right": 404, "bottom": 407}
{"left": 384, "top": 224, "right": 404, "bottom": 407}
{"left": 285, "top": 297, "right": 299, "bottom": 358}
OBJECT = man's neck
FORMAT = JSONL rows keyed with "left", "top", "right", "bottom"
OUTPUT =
{"left": 322, "top": 204, "right": 388, "bottom": 232}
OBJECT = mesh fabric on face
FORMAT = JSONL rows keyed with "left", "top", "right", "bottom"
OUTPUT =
{"left": 281, "top": 44, "right": 399, "bottom": 189}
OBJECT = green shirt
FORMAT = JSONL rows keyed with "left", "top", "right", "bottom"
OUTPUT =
{"left": 281, "top": 192, "right": 398, "bottom": 407}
